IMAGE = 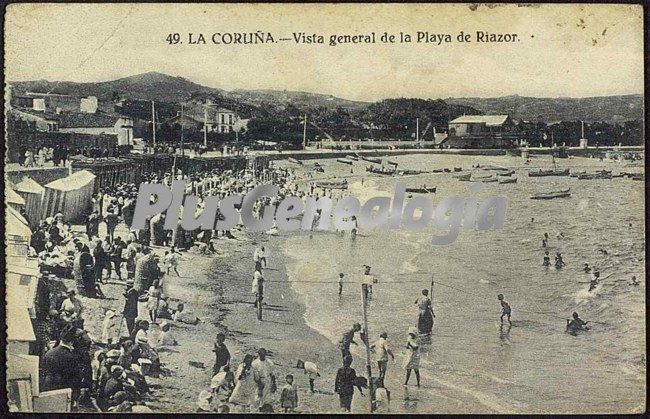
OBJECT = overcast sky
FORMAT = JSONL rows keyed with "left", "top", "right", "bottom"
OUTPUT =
{"left": 5, "top": 3, "right": 644, "bottom": 102}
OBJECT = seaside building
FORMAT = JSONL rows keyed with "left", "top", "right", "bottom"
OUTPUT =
{"left": 446, "top": 115, "right": 518, "bottom": 148}
{"left": 57, "top": 112, "right": 134, "bottom": 146}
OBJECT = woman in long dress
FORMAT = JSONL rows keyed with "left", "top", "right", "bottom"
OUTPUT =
{"left": 415, "top": 289, "right": 435, "bottom": 335}
{"left": 228, "top": 355, "right": 257, "bottom": 412}
{"left": 404, "top": 327, "right": 421, "bottom": 387}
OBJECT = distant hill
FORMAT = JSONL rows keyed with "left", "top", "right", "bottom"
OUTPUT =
{"left": 9, "top": 72, "right": 641, "bottom": 124}
{"left": 228, "top": 89, "right": 368, "bottom": 111}
{"left": 9, "top": 72, "right": 223, "bottom": 103}
{"left": 445, "top": 94, "right": 643, "bottom": 123}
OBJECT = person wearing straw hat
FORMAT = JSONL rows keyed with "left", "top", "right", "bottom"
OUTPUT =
{"left": 404, "top": 327, "right": 421, "bottom": 387}
{"left": 101, "top": 309, "right": 119, "bottom": 344}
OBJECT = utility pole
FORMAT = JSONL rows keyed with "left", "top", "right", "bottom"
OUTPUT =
{"left": 302, "top": 114, "right": 308, "bottom": 150}
{"left": 204, "top": 106, "right": 208, "bottom": 148}
{"left": 151, "top": 100, "right": 156, "bottom": 149}
{"left": 361, "top": 284, "right": 375, "bottom": 413}
{"left": 180, "top": 103, "right": 185, "bottom": 158}
{"left": 416, "top": 117, "right": 420, "bottom": 145}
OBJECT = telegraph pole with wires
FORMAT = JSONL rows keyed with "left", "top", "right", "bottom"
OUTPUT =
{"left": 361, "top": 283, "right": 375, "bottom": 413}
{"left": 151, "top": 100, "right": 157, "bottom": 149}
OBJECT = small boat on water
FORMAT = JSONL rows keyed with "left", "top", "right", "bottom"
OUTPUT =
{"left": 288, "top": 157, "right": 302, "bottom": 165}
{"left": 399, "top": 169, "right": 428, "bottom": 175}
{"left": 315, "top": 180, "right": 348, "bottom": 189}
{"left": 569, "top": 170, "right": 586, "bottom": 177}
{"left": 453, "top": 167, "right": 463, "bottom": 172}
{"left": 357, "top": 154, "right": 382, "bottom": 164}
{"left": 528, "top": 168, "right": 570, "bottom": 177}
{"left": 578, "top": 170, "right": 612, "bottom": 180}
{"left": 470, "top": 176, "right": 497, "bottom": 183}
{"left": 530, "top": 189, "right": 571, "bottom": 200}
{"left": 366, "top": 165, "right": 396, "bottom": 175}
{"left": 495, "top": 170, "right": 515, "bottom": 176}
{"left": 405, "top": 186, "right": 437, "bottom": 193}
{"left": 454, "top": 173, "right": 471, "bottom": 181}
{"left": 345, "top": 155, "right": 359, "bottom": 161}
{"left": 498, "top": 176, "right": 517, "bottom": 184}
{"left": 337, "top": 158, "right": 354, "bottom": 165}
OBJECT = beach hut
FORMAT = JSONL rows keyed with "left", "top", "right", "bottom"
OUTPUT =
{"left": 6, "top": 187, "right": 26, "bottom": 211}
{"left": 42, "top": 170, "right": 96, "bottom": 222}
{"left": 14, "top": 177, "right": 45, "bottom": 228}
{"left": 7, "top": 206, "right": 32, "bottom": 243}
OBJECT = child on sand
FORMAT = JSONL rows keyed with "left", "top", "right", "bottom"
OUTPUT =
{"left": 280, "top": 374, "right": 298, "bottom": 413}
{"left": 296, "top": 359, "right": 320, "bottom": 393}
{"left": 498, "top": 294, "right": 512, "bottom": 324}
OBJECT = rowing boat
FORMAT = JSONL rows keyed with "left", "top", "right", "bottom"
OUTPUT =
{"left": 578, "top": 171, "right": 612, "bottom": 180}
{"left": 405, "top": 186, "right": 437, "bottom": 193}
{"left": 315, "top": 180, "right": 348, "bottom": 189}
{"left": 288, "top": 157, "right": 302, "bottom": 165}
{"left": 470, "top": 176, "right": 497, "bottom": 183}
{"left": 345, "top": 155, "right": 359, "bottom": 161}
{"left": 337, "top": 158, "right": 354, "bottom": 165}
{"left": 366, "top": 165, "right": 396, "bottom": 175}
{"left": 498, "top": 176, "right": 517, "bottom": 184}
{"left": 530, "top": 189, "right": 571, "bottom": 200}
{"left": 528, "top": 168, "right": 570, "bottom": 177}
{"left": 454, "top": 173, "right": 471, "bottom": 181}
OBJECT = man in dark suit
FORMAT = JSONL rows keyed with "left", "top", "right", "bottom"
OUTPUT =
{"left": 42, "top": 326, "right": 80, "bottom": 403}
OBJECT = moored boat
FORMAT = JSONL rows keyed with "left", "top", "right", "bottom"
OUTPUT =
{"left": 337, "top": 158, "right": 354, "bottom": 165}
{"left": 471, "top": 176, "right": 497, "bottom": 182}
{"left": 288, "top": 157, "right": 302, "bottom": 165}
{"left": 528, "top": 168, "right": 570, "bottom": 177}
{"left": 315, "top": 179, "right": 348, "bottom": 189}
{"left": 405, "top": 186, "right": 437, "bottom": 193}
{"left": 366, "top": 165, "right": 396, "bottom": 175}
{"left": 454, "top": 173, "right": 471, "bottom": 181}
{"left": 530, "top": 189, "right": 571, "bottom": 200}
{"left": 498, "top": 176, "right": 517, "bottom": 184}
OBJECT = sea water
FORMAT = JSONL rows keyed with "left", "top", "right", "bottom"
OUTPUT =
{"left": 280, "top": 154, "right": 645, "bottom": 414}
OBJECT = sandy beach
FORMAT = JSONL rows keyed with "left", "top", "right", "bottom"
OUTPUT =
{"left": 66, "top": 223, "right": 355, "bottom": 413}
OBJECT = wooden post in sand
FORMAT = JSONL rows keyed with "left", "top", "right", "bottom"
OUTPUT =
{"left": 361, "top": 284, "right": 375, "bottom": 412}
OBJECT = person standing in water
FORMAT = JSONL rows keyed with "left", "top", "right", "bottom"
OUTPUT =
{"left": 415, "top": 289, "right": 435, "bottom": 335}
{"left": 497, "top": 294, "right": 512, "bottom": 324}
{"left": 566, "top": 312, "right": 589, "bottom": 335}
{"left": 370, "top": 332, "right": 394, "bottom": 382}
{"left": 403, "top": 327, "right": 421, "bottom": 387}
{"left": 338, "top": 273, "right": 345, "bottom": 296}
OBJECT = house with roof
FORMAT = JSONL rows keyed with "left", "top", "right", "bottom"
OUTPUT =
{"left": 10, "top": 109, "right": 61, "bottom": 132}
{"left": 446, "top": 114, "right": 517, "bottom": 148}
{"left": 57, "top": 112, "right": 134, "bottom": 146}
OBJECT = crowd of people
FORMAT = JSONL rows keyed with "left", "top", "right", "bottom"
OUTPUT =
{"left": 16, "top": 144, "right": 127, "bottom": 168}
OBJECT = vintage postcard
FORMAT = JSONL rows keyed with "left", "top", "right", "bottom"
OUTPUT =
{"left": 3, "top": 3, "right": 645, "bottom": 414}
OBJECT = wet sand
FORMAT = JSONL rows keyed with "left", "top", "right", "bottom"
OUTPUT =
{"left": 71, "top": 225, "right": 360, "bottom": 413}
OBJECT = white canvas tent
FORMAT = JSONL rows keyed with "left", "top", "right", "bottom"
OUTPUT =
{"left": 42, "top": 170, "right": 96, "bottom": 222}
{"left": 15, "top": 177, "right": 45, "bottom": 228}
{"left": 6, "top": 187, "right": 26, "bottom": 209}
{"left": 7, "top": 206, "right": 32, "bottom": 243}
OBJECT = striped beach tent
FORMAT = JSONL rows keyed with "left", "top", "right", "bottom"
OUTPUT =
{"left": 14, "top": 177, "right": 45, "bottom": 228}
{"left": 42, "top": 170, "right": 96, "bottom": 222}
